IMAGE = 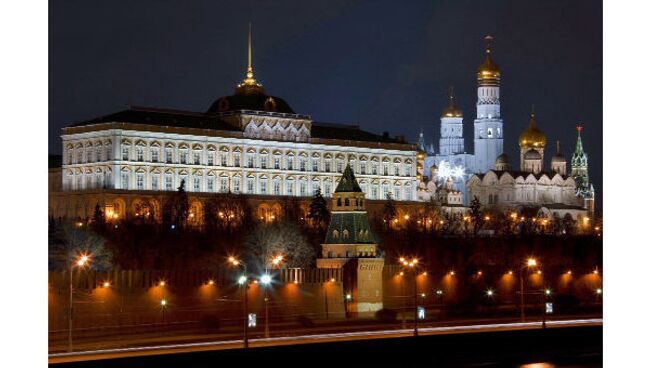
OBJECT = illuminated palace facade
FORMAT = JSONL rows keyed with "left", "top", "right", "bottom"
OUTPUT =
{"left": 51, "top": 30, "right": 418, "bottom": 221}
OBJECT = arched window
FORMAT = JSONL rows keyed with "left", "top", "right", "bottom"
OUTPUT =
{"left": 337, "top": 198, "right": 342, "bottom": 206}
{"left": 344, "top": 198, "right": 350, "bottom": 206}
{"left": 342, "top": 229, "right": 349, "bottom": 239}
{"left": 332, "top": 230, "right": 339, "bottom": 239}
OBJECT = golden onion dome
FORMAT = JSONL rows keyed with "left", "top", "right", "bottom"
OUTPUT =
{"left": 477, "top": 36, "right": 501, "bottom": 85}
{"left": 519, "top": 110, "right": 546, "bottom": 149}
{"left": 441, "top": 87, "right": 463, "bottom": 118}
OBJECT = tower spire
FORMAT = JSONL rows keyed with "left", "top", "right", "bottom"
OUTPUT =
{"left": 485, "top": 35, "right": 493, "bottom": 54}
{"left": 235, "top": 22, "right": 264, "bottom": 95}
{"left": 556, "top": 140, "right": 561, "bottom": 155}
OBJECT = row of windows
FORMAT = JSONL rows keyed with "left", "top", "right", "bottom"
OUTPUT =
{"left": 65, "top": 145, "right": 415, "bottom": 177}
{"left": 64, "top": 173, "right": 413, "bottom": 200}
{"left": 66, "top": 146, "right": 112, "bottom": 164}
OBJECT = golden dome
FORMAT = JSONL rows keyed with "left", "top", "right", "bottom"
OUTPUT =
{"left": 519, "top": 110, "right": 546, "bottom": 148}
{"left": 477, "top": 36, "right": 500, "bottom": 85}
{"left": 441, "top": 87, "right": 463, "bottom": 118}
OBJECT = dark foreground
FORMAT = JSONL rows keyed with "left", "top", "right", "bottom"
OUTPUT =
{"left": 51, "top": 325, "right": 602, "bottom": 368}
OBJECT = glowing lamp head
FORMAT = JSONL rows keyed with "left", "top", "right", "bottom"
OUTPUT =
{"left": 545, "top": 289, "right": 552, "bottom": 296}
{"left": 527, "top": 258, "right": 537, "bottom": 267}
{"left": 436, "top": 290, "right": 443, "bottom": 295}
{"left": 160, "top": 299, "right": 167, "bottom": 306}
{"left": 208, "top": 280, "right": 214, "bottom": 286}
{"left": 450, "top": 271, "right": 455, "bottom": 276}
{"left": 346, "top": 294, "right": 352, "bottom": 301}
{"left": 330, "top": 278, "right": 335, "bottom": 283}
{"left": 596, "top": 288, "right": 602, "bottom": 295}
{"left": 260, "top": 274, "right": 272, "bottom": 285}
{"left": 237, "top": 276, "right": 247, "bottom": 285}
{"left": 103, "top": 282, "right": 110, "bottom": 288}
{"left": 486, "top": 289, "right": 494, "bottom": 297}
{"left": 159, "top": 281, "right": 165, "bottom": 287}
{"left": 508, "top": 270, "right": 513, "bottom": 275}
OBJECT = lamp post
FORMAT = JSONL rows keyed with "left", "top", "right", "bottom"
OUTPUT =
{"left": 68, "top": 253, "right": 90, "bottom": 352}
{"left": 519, "top": 258, "right": 538, "bottom": 322}
{"left": 400, "top": 257, "right": 420, "bottom": 336}
{"left": 228, "top": 256, "right": 249, "bottom": 348}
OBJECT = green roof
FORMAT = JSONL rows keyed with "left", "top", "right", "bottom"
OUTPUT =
{"left": 324, "top": 212, "right": 377, "bottom": 244}
{"left": 335, "top": 164, "right": 362, "bottom": 193}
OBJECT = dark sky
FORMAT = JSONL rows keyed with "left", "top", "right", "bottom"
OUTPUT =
{"left": 49, "top": 0, "right": 602, "bottom": 207}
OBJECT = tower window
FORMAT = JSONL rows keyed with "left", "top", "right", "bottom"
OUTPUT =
{"left": 487, "top": 128, "right": 493, "bottom": 138}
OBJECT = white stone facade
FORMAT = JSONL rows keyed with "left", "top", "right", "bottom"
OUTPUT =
{"left": 61, "top": 112, "right": 418, "bottom": 202}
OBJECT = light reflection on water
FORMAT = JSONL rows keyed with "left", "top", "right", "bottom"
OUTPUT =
{"left": 519, "top": 364, "right": 555, "bottom": 368}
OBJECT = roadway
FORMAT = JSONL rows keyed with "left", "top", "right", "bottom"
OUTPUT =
{"left": 49, "top": 317, "right": 602, "bottom": 364}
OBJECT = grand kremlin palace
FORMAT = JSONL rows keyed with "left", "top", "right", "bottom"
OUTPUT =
{"left": 48, "top": 31, "right": 420, "bottom": 223}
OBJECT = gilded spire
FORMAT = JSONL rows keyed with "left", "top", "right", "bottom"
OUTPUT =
{"left": 556, "top": 140, "right": 561, "bottom": 155}
{"left": 441, "top": 86, "right": 463, "bottom": 117}
{"left": 235, "top": 22, "right": 264, "bottom": 95}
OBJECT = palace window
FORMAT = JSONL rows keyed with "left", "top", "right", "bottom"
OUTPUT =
{"left": 405, "top": 187, "right": 411, "bottom": 200}
{"left": 136, "top": 148, "right": 144, "bottom": 162}
{"left": 165, "top": 149, "right": 173, "bottom": 163}
{"left": 85, "top": 175, "right": 92, "bottom": 189}
{"left": 151, "top": 149, "right": 159, "bottom": 163}
{"left": 394, "top": 187, "right": 401, "bottom": 200}
{"left": 312, "top": 159, "right": 319, "bottom": 172}
{"left": 325, "top": 160, "right": 331, "bottom": 173}
{"left": 193, "top": 177, "right": 200, "bottom": 191}
{"left": 405, "top": 166, "right": 411, "bottom": 177}
{"left": 261, "top": 156, "right": 267, "bottom": 169}
{"left": 75, "top": 176, "right": 82, "bottom": 190}
{"left": 233, "top": 178, "right": 241, "bottom": 193}
{"left": 361, "top": 163, "right": 367, "bottom": 175}
{"left": 96, "top": 147, "right": 102, "bottom": 162}
{"left": 207, "top": 153, "right": 214, "bottom": 166}
{"left": 273, "top": 180, "right": 281, "bottom": 195}
{"left": 247, "top": 178, "right": 254, "bottom": 193}
{"left": 152, "top": 175, "right": 159, "bottom": 190}
{"left": 220, "top": 154, "right": 227, "bottom": 166}
{"left": 260, "top": 181, "right": 267, "bottom": 194}
{"left": 234, "top": 153, "right": 240, "bottom": 167}
{"left": 300, "top": 181, "right": 306, "bottom": 196}
{"left": 165, "top": 175, "right": 173, "bottom": 190}
{"left": 248, "top": 156, "right": 254, "bottom": 168}
{"left": 324, "top": 183, "right": 331, "bottom": 197}
{"left": 121, "top": 172, "right": 129, "bottom": 189}
{"left": 371, "top": 185, "right": 378, "bottom": 199}
{"left": 300, "top": 158, "right": 306, "bottom": 171}
{"left": 286, "top": 181, "right": 293, "bottom": 195}
{"left": 287, "top": 158, "right": 293, "bottom": 171}
{"left": 121, "top": 147, "right": 129, "bottom": 161}
{"left": 372, "top": 163, "right": 378, "bottom": 175}
{"left": 220, "top": 177, "right": 228, "bottom": 192}
{"left": 180, "top": 151, "right": 187, "bottom": 164}
{"left": 136, "top": 174, "right": 144, "bottom": 190}
{"left": 383, "top": 164, "right": 389, "bottom": 176}
{"left": 394, "top": 164, "right": 400, "bottom": 176}
{"left": 274, "top": 157, "right": 280, "bottom": 170}
{"left": 336, "top": 161, "right": 342, "bottom": 173}
{"left": 194, "top": 152, "right": 201, "bottom": 165}
{"left": 207, "top": 177, "right": 214, "bottom": 192}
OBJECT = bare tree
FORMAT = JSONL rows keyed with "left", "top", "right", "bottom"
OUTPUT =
{"left": 244, "top": 222, "right": 315, "bottom": 272}
{"left": 49, "top": 220, "right": 112, "bottom": 271}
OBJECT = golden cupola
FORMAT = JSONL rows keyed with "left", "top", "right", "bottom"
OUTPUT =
{"left": 441, "top": 87, "right": 463, "bottom": 118}
{"left": 235, "top": 23, "right": 265, "bottom": 96}
{"left": 519, "top": 108, "right": 546, "bottom": 149}
{"left": 477, "top": 35, "right": 501, "bottom": 87}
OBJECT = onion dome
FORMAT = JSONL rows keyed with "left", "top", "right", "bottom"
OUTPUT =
{"left": 477, "top": 36, "right": 501, "bottom": 86}
{"left": 524, "top": 149, "right": 542, "bottom": 160}
{"left": 551, "top": 140, "right": 566, "bottom": 163}
{"left": 495, "top": 153, "right": 510, "bottom": 165}
{"left": 519, "top": 108, "right": 546, "bottom": 149}
{"left": 441, "top": 87, "right": 463, "bottom": 118}
{"left": 495, "top": 153, "right": 511, "bottom": 171}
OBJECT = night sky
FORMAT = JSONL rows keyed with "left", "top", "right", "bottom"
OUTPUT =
{"left": 49, "top": 0, "right": 602, "bottom": 207}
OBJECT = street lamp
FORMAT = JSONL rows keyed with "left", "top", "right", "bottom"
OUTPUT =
{"left": 520, "top": 257, "right": 538, "bottom": 322}
{"left": 400, "top": 257, "right": 420, "bottom": 336}
{"left": 260, "top": 273, "right": 272, "bottom": 337}
{"left": 228, "top": 256, "right": 249, "bottom": 348}
{"left": 69, "top": 253, "right": 91, "bottom": 352}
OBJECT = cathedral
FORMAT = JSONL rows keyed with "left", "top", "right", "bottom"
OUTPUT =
{"left": 417, "top": 36, "right": 596, "bottom": 220}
